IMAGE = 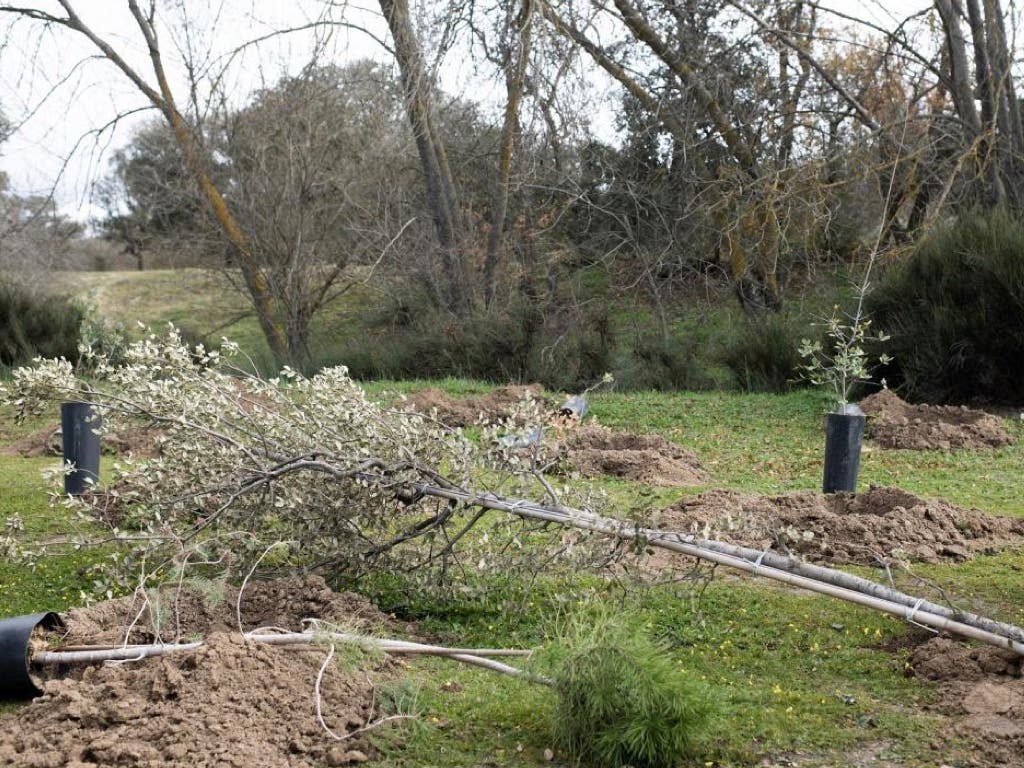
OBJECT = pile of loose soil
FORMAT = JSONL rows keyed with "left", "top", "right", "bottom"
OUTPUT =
{"left": 402, "top": 384, "right": 545, "bottom": 427}
{"left": 907, "top": 636, "right": 1024, "bottom": 766}
{"left": 0, "top": 423, "right": 162, "bottom": 459}
{"left": 657, "top": 486, "right": 1024, "bottom": 565}
{"left": 63, "top": 575, "right": 391, "bottom": 646}
{"left": 0, "top": 577, "right": 394, "bottom": 768}
{"left": 0, "top": 424, "right": 63, "bottom": 458}
{"left": 559, "top": 424, "right": 709, "bottom": 487}
{"left": 860, "top": 390, "right": 1013, "bottom": 451}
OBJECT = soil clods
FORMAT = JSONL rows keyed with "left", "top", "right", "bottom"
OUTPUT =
{"left": 657, "top": 486, "right": 1024, "bottom": 566}
{"left": 403, "top": 384, "right": 545, "bottom": 428}
{"left": 907, "top": 635, "right": 1024, "bottom": 766}
{"left": 0, "top": 577, "right": 393, "bottom": 768}
{"left": 559, "top": 424, "right": 708, "bottom": 487}
{"left": 860, "top": 390, "right": 1013, "bottom": 451}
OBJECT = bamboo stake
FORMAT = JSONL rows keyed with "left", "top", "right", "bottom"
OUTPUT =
{"left": 408, "top": 482, "right": 1024, "bottom": 656}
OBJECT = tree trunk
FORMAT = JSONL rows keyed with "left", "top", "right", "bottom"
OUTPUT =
{"left": 484, "top": 0, "right": 533, "bottom": 307}
{"left": 937, "top": 0, "right": 1007, "bottom": 205}
{"left": 379, "top": 0, "right": 468, "bottom": 314}
{"left": 611, "top": 0, "right": 758, "bottom": 175}
{"left": 935, "top": 0, "right": 983, "bottom": 143}
{"left": 25, "top": 1, "right": 291, "bottom": 361}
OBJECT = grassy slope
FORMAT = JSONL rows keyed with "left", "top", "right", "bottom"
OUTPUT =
{"left": 50, "top": 268, "right": 380, "bottom": 371}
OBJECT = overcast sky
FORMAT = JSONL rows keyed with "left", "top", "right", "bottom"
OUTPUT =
{"left": 0, "top": 0, "right": 931, "bottom": 223}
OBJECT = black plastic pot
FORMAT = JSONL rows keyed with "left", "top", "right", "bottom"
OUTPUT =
{"left": 0, "top": 612, "right": 65, "bottom": 699}
{"left": 61, "top": 401, "right": 100, "bottom": 495}
{"left": 822, "top": 406, "right": 866, "bottom": 494}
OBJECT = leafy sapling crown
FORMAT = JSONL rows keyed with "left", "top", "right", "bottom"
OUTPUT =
{"left": 798, "top": 304, "right": 891, "bottom": 410}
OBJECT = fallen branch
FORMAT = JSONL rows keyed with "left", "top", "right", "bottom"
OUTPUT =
{"left": 32, "top": 629, "right": 545, "bottom": 683}
{"left": 405, "top": 481, "right": 1024, "bottom": 656}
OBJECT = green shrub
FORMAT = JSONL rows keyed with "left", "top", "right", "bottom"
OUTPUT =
{"left": 76, "top": 296, "right": 129, "bottom": 368}
{"left": 720, "top": 314, "right": 804, "bottom": 393}
{"left": 318, "top": 292, "right": 615, "bottom": 391}
{"left": 543, "top": 611, "right": 712, "bottom": 768}
{"left": 617, "top": 325, "right": 720, "bottom": 391}
{"left": 867, "top": 208, "right": 1024, "bottom": 403}
{"left": 0, "top": 281, "right": 83, "bottom": 368}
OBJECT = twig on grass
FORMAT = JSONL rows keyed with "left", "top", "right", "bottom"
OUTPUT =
{"left": 32, "top": 627, "right": 544, "bottom": 680}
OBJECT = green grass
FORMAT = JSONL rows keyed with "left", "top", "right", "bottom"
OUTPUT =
{"left": 586, "top": 388, "right": 1024, "bottom": 515}
{"left": 0, "top": 413, "right": 106, "bottom": 617}
{"left": 43, "top": 263, "right": 859, "bottom": 389}
{"left": 358, "top": 574, "right": 952, "bottom": 767}
{"left": 0, "top": 451, "right": 101, "bottom": 617}
{"left": 1, "top": 382, "right": 1021, "bottom": 766}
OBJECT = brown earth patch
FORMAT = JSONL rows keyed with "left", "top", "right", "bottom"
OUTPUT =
{"left": 62, "top": 575, "right": 392, "bottom": 646}
{"left": 0, "top": 424, "right": 63, "bottom": 458}
{"left": 0, "top": 577, "right": 395, "bottom": 768}
{"left": 558, "top": 424, "right": 708, "bottom": 488}
{"left": 101, "top": 426, "right": 163, "bottom": 459}
{"left": 906, "top": 636, "right": 1024, "bottom": 767}
{"left": 656, "top": 486, "right": 1024, "bottom": 566}
{"left": 860, "top": 390, "right": 1013, "bottom": 451}
{"left": 0, "top": 423, "right": 162, "bottom": 459}
{"left": 402, "top": 384, "right": 545, "bottom": 427}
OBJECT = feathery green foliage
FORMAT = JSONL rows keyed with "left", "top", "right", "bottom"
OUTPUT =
{"left": 544, "top": 610, "right": 712, "bottom": 768}
{"left": 720, "top": 313, "right": 804, "bottom": 393}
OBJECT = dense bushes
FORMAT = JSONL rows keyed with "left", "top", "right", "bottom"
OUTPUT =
{"left": 316, "top": 293, "right": 615, "bottom": 392}
{"left": 0, "top": 281, "right": 83, "bottom": 368}
{"left": 867, "top": 208, "right": 1024, "bottom": 404}
{"left": 317, "top": 286, "right": 816, "bottom": 393}
{"left": 720, "top": 314, "right": 804, "bottom": 393}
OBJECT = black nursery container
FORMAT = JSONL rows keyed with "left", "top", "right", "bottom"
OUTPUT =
{"left": 0, "top": 612, "right": 65, "bottom": 699}
{"left": 822, "top": 404, "right": 866, "bottom": 494}
{"left": 61, "top": 401, "right": 100, "bottom": 495}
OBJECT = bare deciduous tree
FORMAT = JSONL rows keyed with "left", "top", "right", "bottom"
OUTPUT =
{"left": 0, "top": 1, "right": 291, "bottom": 357}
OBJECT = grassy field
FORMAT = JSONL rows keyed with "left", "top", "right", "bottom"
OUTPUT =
{"left": 2, "top": 270, "right": 1022, "bottom": 765}
{"left": 44, "top": 265, "right": 854, "bottom": 389}
{"left": 1, "top": 380, "right": 1022, "bottom": 766}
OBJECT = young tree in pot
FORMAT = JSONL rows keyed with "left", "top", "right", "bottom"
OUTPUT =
{"left": 799, "top": 307, "right": 891, "bottom": 493}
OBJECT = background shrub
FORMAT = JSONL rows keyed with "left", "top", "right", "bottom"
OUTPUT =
{"left": 719, "top": 313, "right": 804, "bottom": 393}
{"left": 0, "top": 281, "right": 83, "bottom": 368}
{"left": 867, "top": 208, "right": 1024, "bottom": 404}
{"left": 615, "top": 322, "right": 726, "bottom": 391}
{"left": 317, "top": 291, "right": 615, "bottom": 391}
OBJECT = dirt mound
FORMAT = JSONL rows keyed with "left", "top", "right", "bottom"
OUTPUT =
{"left": 657, "top": 486, "right": 1024, "bottom": 565}
{"left": 909, "top": 636, "right": 1022, "bottom": 683}
{"left": 403, "top": 384, "right": 545, "bottom": 427}
{"left": 560, "top": 424, "right": 708, "bottom": 487}
{"left": 64, "top": 575, "right": 391, "bottom": 646}
{"left": 0, "top": 424, "right": 63, "bottom": 457}
{"left": 907, "top": 636, "right": 1024, "bottom": 766}
{"left": 0, "top": 577, "right": 394, "bottom": 768}
{"left": 0, "top": 423, "right": 162, "bottom": 459}
{"left": 860, "top": 390, "right": 1013, "bottom": 451}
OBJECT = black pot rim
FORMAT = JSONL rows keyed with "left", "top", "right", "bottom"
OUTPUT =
{"left": 0, "top": 612, "right": 66, "bottom": 700}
